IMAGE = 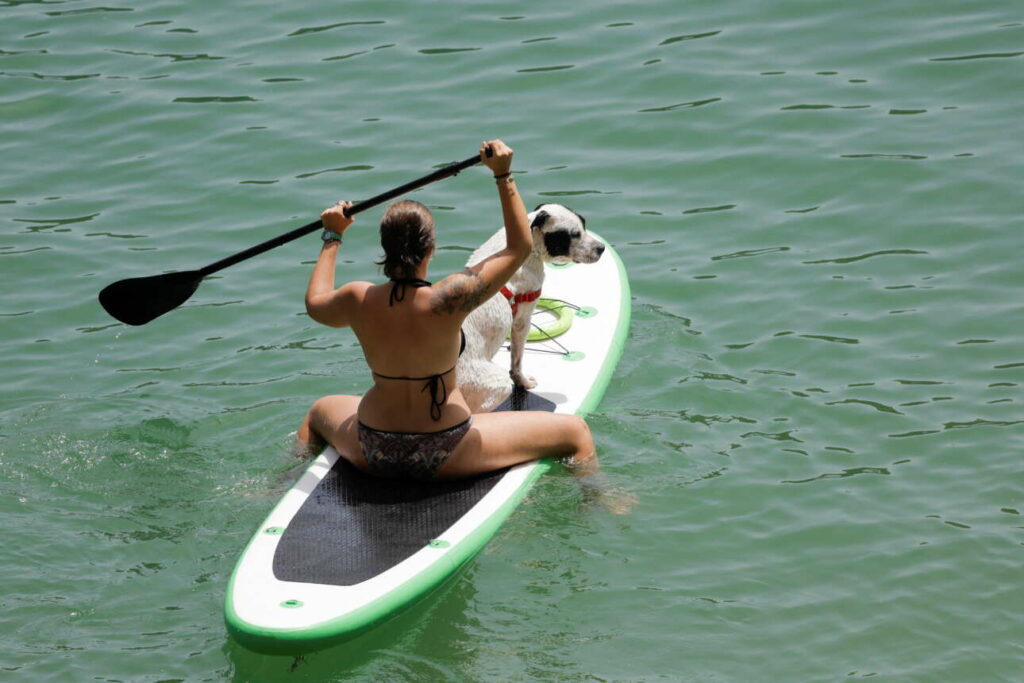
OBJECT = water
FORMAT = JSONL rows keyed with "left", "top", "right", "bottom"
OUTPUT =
{"left": 2, "top": 0, "right": 1022, "bottom": 679}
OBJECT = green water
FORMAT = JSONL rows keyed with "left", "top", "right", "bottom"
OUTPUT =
{"left": 2, "top": 0, "right": 1022, "bottom": 680}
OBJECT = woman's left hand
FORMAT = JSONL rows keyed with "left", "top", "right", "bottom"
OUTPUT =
{"left": 321, "top": 201, "right": 355, "bottom": 235}
{"left": 481, "top": 139, "right": 513, "bottom": 176}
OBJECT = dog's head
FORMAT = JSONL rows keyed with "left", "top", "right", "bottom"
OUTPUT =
{"left": 528, "top": 203, "right": 604, "bottom": 265}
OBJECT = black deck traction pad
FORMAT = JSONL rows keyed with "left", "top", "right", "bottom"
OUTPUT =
{"left": 272, "top": 388, "right": 556, "bottom": 586}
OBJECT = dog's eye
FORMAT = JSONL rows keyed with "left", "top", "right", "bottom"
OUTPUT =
{"left": 571, "top": 230, "right": 581, "bottom": 237}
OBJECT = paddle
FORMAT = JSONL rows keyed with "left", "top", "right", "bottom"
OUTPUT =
{"left": 99, "top": 148, "right": 491, "bottom": 325}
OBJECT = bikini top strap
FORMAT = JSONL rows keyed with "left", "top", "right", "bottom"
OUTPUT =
{"left": 388, "top": 278, "right": 432, "bottom": 307}
{"left": 371, "top": 364, "right": 456, "bottom": 422}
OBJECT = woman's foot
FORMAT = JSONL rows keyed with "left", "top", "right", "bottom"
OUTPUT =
{"left": 595, "top": 488, "right": 637, "bottom": 515}
{"left": 566, "top": 456, "right": 636, "bottom": 514}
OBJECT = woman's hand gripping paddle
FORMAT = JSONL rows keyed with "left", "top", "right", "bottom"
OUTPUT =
{"left": 99, "top": 147, "right": 492, "bottom": 326}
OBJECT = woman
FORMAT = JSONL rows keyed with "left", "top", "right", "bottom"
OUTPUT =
{"left": 296, "top": 140, "right": 598, "bottom": 482}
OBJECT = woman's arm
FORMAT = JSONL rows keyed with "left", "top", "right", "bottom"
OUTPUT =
{"left": 305, "top": 202, "right": 366, "bottom": 328}
{"left": 429, "top": 139, "right": 532, "bottom": 316}
{"left": 486, "top": 139, "right": 531, "bottom": 260}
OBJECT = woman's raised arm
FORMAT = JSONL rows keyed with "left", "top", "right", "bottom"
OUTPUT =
{"left": 429, "top": 139, "right": 532, "bottom": 316}
{"left": 305, "top": 201, "right": 367, "bottom": 328}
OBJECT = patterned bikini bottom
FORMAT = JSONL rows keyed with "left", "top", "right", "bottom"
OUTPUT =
{"left": 357, "top": 418, "right": 473, "bottom": 481}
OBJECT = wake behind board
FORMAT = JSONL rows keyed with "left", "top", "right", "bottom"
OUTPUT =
{"left": 225, "top": 231, "right": 630, "bottom": 654}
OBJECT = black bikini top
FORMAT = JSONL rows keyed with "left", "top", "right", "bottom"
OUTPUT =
{"left": 388, "top": 277, "right": 431, "bottom": 307}
{"left": 372, "top": 278, "right": 466, "bottom": 421}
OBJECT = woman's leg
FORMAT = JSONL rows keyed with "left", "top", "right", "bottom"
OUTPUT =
{"left": 441, "top": 411, "right": 636, "bottom": 513}
{"left": 294, "top": 395, "right": 368, "bottom": 470}
{"left": 436, "top": 411, "right": 596, "bottom": 479}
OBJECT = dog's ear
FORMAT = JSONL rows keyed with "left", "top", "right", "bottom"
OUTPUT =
{"left": 530, "top": 210, "right": 550, "bottom": 230}
{"left": 533, "top": 203, "right": 547, "bottom": 212}
{"left": 571, "top": 209, "right": 586, "bottom": 228}
{"left": 543, "top": 230, "right": 571, "bottom": 257}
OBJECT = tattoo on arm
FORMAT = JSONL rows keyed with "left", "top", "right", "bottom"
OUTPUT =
{"left": 430, "top": 268, "right": 490, "bottom": 315}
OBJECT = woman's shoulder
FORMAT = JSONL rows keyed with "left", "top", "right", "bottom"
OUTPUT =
{"left": 332, "top": 280, "right": 376, "bottom": 311}
{"left": 428, "top": 269, "right": 489, "bottom": 316}
{"left": 306, "top": 280, "right": 373, "bottom": 328}
{"left": 341, "top": 280, "right": 374, "bottom": 296}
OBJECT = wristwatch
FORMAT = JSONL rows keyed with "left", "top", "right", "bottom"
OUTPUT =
{"left": 321, "top": 229, "right": 343, "bottom": 244}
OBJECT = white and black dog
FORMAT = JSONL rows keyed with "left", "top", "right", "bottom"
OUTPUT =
{"left": 457, "top": 203, "right": 604, "bottom": 413}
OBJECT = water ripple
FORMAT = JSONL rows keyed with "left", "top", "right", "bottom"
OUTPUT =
{"left": 516, "top": 64, "right": 574, "bottom": 73}
{"left": 658, "top": 30, "right": 722, "bottom": 45}
{"left": 683, "top": 204, "right": 735, "bottom": 215}
{"left": 0, "top": 48, "right": 49, "bottom": 56}
{"left": 45, "top": 6, "right": 132, "bottom": 16}
{"left": 639, "top": 97, "right": 721, "bottom": 113}
{"left": 943, "top": 418, "right": 1023, "bottom": 431}
{"left": 741, "top": 429, "right": 803, "bottom": 443}
{"left": 930, "top": 51, "right": 1024, "bottom": 61}
{"left": 803, "top": 249, "right": 928, "bottom": 265}
{"left": 711, "top": 246, "right": 789, "bottom": 261}
{"left": 796, "top": 333, "right": 859, "bottom": 345}
{"left": 288, "top": 21, "right": 385, "bottom": 37}
{"left": 840, "top": 153, "right": 928, "bottom": 160}
{"left": 782, "top": 466, "right": 891, "bottom": 484}
{"left": 825, "top": 399, "right": 903, "bottom": 415}
{"left": 13, "top": 213, "right": 100, "bottom": 232}
{"left": 0, "top": 71, "right": 100, "bottom": 81}
{"left": 1, "top": 246, "right": 51, "bottom": 255}
{"left": 295, "top": 165, "right": 374, "bottom": 179}
{"left": 420, "top": 48, "right": 482, "bottom": 55}
{"left": 109, "top": 49, "right": 225, "bottom": 63}
{"left": 536, "top": 189, "right": 606, "bottom": 197}
{"left": 83, "top": 231, "right": 144, "bottom": 239}
{"left": 172, "top": 96, "right": 258, "bottom": 103}
{"left": 323, "top": 51, "right": 367, "bottom": 62}
{"left": 781, "top": 104, "right": 871, "bottom": 111}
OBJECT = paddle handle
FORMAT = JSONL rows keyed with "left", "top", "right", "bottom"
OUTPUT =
{"left": 198, "top": 149, "right": 490, "bottom": 277}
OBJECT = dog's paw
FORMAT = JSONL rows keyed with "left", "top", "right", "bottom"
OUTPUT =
{"left": 512, "top": 372, "right": 538, "bottom": 390}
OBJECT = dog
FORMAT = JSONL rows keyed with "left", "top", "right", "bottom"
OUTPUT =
{"left": 457, "top": 203, "right": 604, "bottom": 413}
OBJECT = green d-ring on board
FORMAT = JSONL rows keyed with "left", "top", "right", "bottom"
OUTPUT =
{"left": 521, "top": 298, "right": 575, "bottom": 342}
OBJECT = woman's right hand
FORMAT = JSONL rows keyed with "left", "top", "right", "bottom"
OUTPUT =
{"left": 321, "top": 201, "right": 355, "bottom": 235}
{"left": 481, "top": 139, "right": 513, "bottom": 176}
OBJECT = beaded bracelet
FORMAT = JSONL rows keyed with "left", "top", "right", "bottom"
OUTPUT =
{"left": 493, "top": 171, "right": 512, "bottom": 180}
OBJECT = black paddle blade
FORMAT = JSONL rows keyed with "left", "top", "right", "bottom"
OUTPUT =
{"left": 98, "top": 270, "right": 203, "bottom": 326}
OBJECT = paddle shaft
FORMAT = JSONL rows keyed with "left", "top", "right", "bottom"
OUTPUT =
{"left": 198, "top": 151, "right": 485, "bottom": 277}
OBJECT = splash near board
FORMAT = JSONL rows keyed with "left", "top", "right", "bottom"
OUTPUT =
{"left": 225, "top": 231, "right": 630, "bottom": 654}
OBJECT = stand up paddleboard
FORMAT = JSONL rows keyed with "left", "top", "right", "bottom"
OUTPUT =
{"left": 225, "top": 232, "right": 630, "bottom": 654}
